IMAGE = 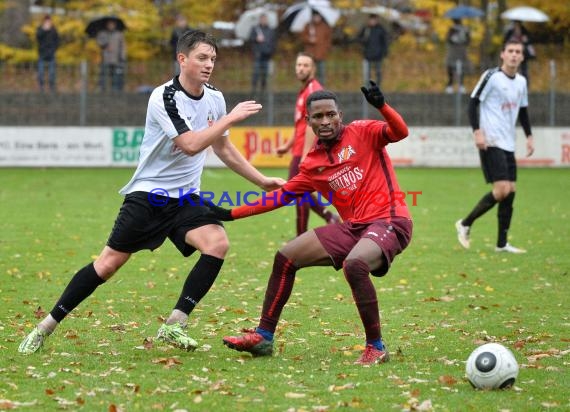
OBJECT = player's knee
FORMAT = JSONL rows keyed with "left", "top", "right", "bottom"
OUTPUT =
{"left": 493, "top": 184, "right": 511, "bottom": 201}
{"left": 343, "top": 258, "right": 370, "bottom": 283}
{"left": 206, "top": 236, "right": 230, "bottom": 258}
{"left": 94, "top": 257, "right": 125, "bottom": 279}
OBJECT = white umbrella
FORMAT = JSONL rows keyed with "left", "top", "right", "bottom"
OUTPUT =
{"left": 501, "top": 6, "right": 549, "bottom": 23}
{"left": 360, "top": 5, "right": 401, "bottom": 21}
{"left": 235, "top": 7, "right": 278, "bottom": 40}
{"left": 281, "top": 0, "right": 341, "bottom": 33}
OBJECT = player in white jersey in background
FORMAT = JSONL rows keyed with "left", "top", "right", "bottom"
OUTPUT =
{"left": 456, "top": 39, "right": 534, "bottom": 254}
{"left": 18, "top": 31, "right": 285, "bottom": 354}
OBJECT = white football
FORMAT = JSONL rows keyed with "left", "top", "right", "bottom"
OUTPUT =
{"left": 465, "top": 343, "right": 519, "bottom": 389}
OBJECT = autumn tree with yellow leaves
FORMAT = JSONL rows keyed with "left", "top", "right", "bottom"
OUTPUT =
{"left": 0, "top": 0, "right": 567, "bottom": 91}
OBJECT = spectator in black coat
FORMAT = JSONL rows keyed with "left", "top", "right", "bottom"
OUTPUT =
{"left": 357, "top": 14, "right": 389, "bottom": 86}
{"left": 170, "top": 15, "right": 194, "bottom": 75}
{"left": 36, "top": 15, "right": 59, "bottom": 92}
{"left": 249, "top": 14, "right": 277, "bottom": 97}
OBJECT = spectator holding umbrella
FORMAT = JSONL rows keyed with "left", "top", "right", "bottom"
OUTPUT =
{"left": 442, "top": 5, "right": 483, "bottom": 94}
{"left": 96, "top": 19, "right": 127, "bottom": 91}
{"left": 500, "top": 6, "right": 550, "bottom": 88}
{"left": 444, "top": 18, "right": 471, "bottom": 94}
{"left": 503, "top": 21, "right": 535, "bottom": 85}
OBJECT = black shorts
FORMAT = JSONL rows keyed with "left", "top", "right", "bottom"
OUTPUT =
{"left": 107, "top": 191, "right": 223, "bottom": 257}
{"left": 479, "top": 147, "right": 517, "bottom": 183}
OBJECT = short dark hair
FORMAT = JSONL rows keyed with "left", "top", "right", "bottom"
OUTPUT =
{"left": 502, "top": 38, "right": 523, "bottom": 51}
{"left": 177, "top": 30, "right": 218, "bottom": 55}
{"left": 306, "top": 90, "right": 339, "bottom": 111}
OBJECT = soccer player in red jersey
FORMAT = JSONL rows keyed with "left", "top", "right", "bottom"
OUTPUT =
{"left": 276, "top": 52, "right": 339, "bottom": 235}
{"left": 216, "top": 83, "right": 413, "bottom": 365}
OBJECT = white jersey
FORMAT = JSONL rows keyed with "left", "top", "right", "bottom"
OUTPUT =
{"left": 471, "top": 68, "right": 528, "bottom": 152}
{"left": 120, "top": 77, "right": 227, "bottom": 197}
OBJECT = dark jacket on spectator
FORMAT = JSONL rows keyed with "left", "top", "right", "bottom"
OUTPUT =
{"left": 249, "top": 24, "right": 276, "bottom": 59}
{"left": 358, "top": 24, "right": 388, "bottom": 62}
{"left": 36, "top": 23, "right": 59, "bottom": 60}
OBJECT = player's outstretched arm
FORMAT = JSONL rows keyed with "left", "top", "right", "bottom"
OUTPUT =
{"left": 175, "top": 101, "right": 263, "bottom": 156}
{"left": 361, "top": 81, "right": 408, "bottom": 141}
{"left": 206, "top": 189, "right": 293, "bottom": 221}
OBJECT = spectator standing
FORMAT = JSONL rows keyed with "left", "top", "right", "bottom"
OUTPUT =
{"left": 170, "top": 14, "right": 193, "bottom": 75}
{"left": 97, "top": 19, "right": 127, "bottom": 91}
{"left": 301, "top": 11, "right": 333, "bottom": 85}
{"left": 503, "top": 20, "right": 535, "bottom": 86}
{"left": 357, "top": 14, "right": 389, "bottom": 86}
{"left": 36, "top": 15, "right": 59, "bottom": 92}
{"left": 248, "top": 13, "right": 277, "bottom": 98}
{"left": 445, "top": 19, "right": 470, "bottom": 94}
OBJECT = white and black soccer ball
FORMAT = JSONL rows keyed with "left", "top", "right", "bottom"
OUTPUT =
{"left": 465, "top": 343, "right": 519, "bottom": 390}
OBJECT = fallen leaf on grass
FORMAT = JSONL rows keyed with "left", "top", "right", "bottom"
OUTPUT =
{"left": 34, "top": 306, "right": 46, "bottom": 319}
{"left": 527, "top": 353, "right": 551, "bottom": 363}
{"left": 124, "top": 383, "right": 140, "bottom": 393}
{"left": 0, "top": 399, "right": 38, "bottom": 408}
{"left": 152, "top": 357, "right": 182, "bottom": 369}
{"left": 54, "top": 396, "right": 76, "bottom": 407}
{"left": 514, "top": 340, "right": 526, "bottom": 350}
{"left": 541, "top": 402, "right": 560, "bottom": 408}
{"left": 328, "top": 383, "right": 356, "bottom": 392}
{"left": 438, "top": 375, "right": 458, "bottom": 386}
{"left": 64, "top": 330, "right": 79, "bottom": 340}
{"left": 135, "top": 337, "right": 153, "bottom": 350}
{"left": 526, "top": 347, "right": 569, "bottom": 364}
{"left": 403, "top": 397, "right": 433, "bottom": 412}
{"left": 285, "top": 392, "right": 306, "bottom": 398}
{"left": 109, "top": 324, "right": 126, "bottom": 332}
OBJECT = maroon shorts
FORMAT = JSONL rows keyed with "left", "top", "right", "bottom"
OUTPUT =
{"left": 314, "top": 216, "right": 413, "bottom": 277}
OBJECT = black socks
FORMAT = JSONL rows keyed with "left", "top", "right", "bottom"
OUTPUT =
{"left": 174, "top": 254, "right": 224, "bottom": 315}
{"left": 50, "top": 263, "right": 105, "bottom": 323}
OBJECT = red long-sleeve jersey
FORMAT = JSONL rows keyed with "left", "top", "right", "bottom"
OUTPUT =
{"left": 232, "top": 104, "right": 410, "bottom": 223}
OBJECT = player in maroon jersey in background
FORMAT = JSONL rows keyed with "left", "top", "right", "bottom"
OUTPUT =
{"left": 217, "top": 83, "right": 413, "bottom": 365}
{"left": 276, "top": 52, "right": 339, "bottom": 235}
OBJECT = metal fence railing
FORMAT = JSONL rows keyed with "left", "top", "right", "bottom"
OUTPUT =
{"left": 0, "top": 57, "right": 568, "bottom": 127}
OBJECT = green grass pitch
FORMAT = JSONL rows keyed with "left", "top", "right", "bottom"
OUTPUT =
{"left": 1, "top": 167, "right": 568, "bottom": 411}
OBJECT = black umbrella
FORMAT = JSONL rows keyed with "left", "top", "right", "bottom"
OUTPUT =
{"left": 85, "top": 16, "right": 126, "bottom": 38}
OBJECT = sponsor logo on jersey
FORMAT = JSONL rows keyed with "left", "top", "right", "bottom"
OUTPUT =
{"left": 337, "top": 145, "right": 356, "bottom": 163}
{"left": 328, "top": 166, "right": 364, "bottom": 192}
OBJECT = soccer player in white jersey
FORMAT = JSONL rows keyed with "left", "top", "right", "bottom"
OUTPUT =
{"left": 18, "top": 31, "right": 285, "bottom": 354}
{"left": 456, "top": 39, "right": 534, "bottom": 253}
